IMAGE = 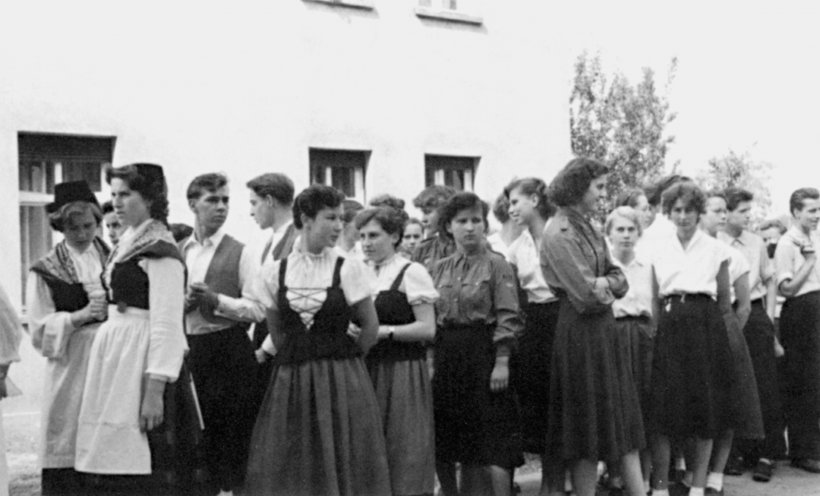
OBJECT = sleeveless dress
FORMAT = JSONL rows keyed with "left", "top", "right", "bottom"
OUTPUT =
{"left": 244, "top": 256, "right": 391, "bottom": 496}
{"left": 366, "top": 262, "right": 435, "bottom": 496}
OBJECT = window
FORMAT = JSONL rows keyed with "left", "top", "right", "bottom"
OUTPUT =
{"left": 415, "top": 0, "right": 483, "bottom": 25}
{"left": 18, "top": 132, "right": 115, "bottom": 304}
{"left": 424, "top": 154, "right": 478, "bottom": 192}
{"left": 309, "top": 148, "right": 368, "bottom": 203}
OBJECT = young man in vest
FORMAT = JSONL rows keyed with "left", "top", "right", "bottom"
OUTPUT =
{"left": 247, "top": 172, "right": 297, "bottom": 265}
{"left": 181, "top": 173, "right": 259, "bottom": 496}
{"left": 245, "top": 172, "right": 298, "bottom": 411}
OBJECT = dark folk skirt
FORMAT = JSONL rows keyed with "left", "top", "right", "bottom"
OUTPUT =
{"left": 433, "top": 324, "right": 523, "bottom": 469}
{"left": 546, "top": 298, "right": 645, "bottom": 463}
{"left": 245, "top": 357, "right": 392, "bottom": 496}
{"left": 367, "top": 357, "right": 435, "bottom": 496}
{"left": 511, "top": 301, "right": 560, "bottom": 454}
{"left": 649, "top": 294, "right": 733, "bottom": 440}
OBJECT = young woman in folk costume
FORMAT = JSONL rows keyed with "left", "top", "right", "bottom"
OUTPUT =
{"left": 26, "top": 181, "right": 110, "bottom": 495}
{"left": 75, "top": 163, "right": 199, "bottom": 495}
{"left": 356, "top": 205, "right": 438, "bottom": 496}
{"left": 244, "top": 184, "right": 391, "bottom": 496}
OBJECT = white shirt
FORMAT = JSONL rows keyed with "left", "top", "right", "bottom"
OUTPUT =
{"left": 506, "top": 230, "right": 556, "bottom": 304}
{"left": 366, "top": 254, "right": 438, "bottom": 304}
{"left": 611, "top": 253, "right": 653, "bottom": 319}
{"left": 182, "top": 228, "right": 258, "bottom": 335}
{"left": 649, "top": 228, "right": 730, "bottom": 297}
{"left": 487, "top": 232, "right": 510, "bottom": 259}
{"left": 718, "top": 230, "right": 774, "bottom": 301}
{"left": 726, "top": 243, "right": 751, "bottom": 303}
{"left": 775, "top": 225, "right": 820, "bottom": 297}
{"left": 637, "top": 214, "right": 675, "bottom": 258}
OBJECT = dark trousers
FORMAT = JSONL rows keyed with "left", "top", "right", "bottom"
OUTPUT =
{"left": 187, "top": 326, "right": 258, "bottom": 493}
{"left": 736, "top": 301, "right": 787, "bottom": 460}
{"left": 779, "top": 292, "right": 820, "bottom": 460}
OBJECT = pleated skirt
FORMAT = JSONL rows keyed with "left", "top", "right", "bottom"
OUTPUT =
{"left": 546, "top": 297, "right": 645, "bottom": 463}
{"left": 245, "top": 356, "right": 391, "bottom": 496}
{"left": 367, "top": 357, "right": 435, "bottom": 496}
{"left": 649, "top": 295, "right": 733, "bottom": 439}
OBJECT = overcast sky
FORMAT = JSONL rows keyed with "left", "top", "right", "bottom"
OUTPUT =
{"left": 554, "top": 1, "right": 820, "bottom": 215}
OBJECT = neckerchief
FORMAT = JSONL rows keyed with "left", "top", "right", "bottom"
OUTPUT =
{"left": 31, "top": 237, "right": 110, "bottom": 284}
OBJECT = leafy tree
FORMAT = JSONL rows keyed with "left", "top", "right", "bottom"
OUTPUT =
{"left": 697, "top": 150, "right": 773, "bottom": 224}
{"left": 570, "top": 52, "right": 678, "bottom": 207}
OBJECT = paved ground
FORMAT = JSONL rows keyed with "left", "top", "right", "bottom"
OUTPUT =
{"left": 6, "top": 339, "right": 820, "bottom": 495}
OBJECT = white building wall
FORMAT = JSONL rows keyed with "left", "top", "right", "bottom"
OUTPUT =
{"left": 0, "top": 0, "right": 571, "bottom": 306}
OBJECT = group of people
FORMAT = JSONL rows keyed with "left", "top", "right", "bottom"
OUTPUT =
{"left": 0, "top": 156, "right": 817, "bottom": 496}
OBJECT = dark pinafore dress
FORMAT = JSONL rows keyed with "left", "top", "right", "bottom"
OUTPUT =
{"left": 366, "top": 263, "right": 435, "bottom": 496}
{"left": 244, "top": 257, "right": 391, "bottom": 496}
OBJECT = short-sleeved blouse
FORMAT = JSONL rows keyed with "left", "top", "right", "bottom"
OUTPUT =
{"left": 248, "top": 246, "right": 374, "bottom": 327}
{"left": 610, "top": 254, "right": 653, "bottom": 319}
{"left": 774, "top": 225, "right": 820, "bottom": 297}
{"left": 507, "top": 230, "right": 556, "bottom": 305}
{"left": 649, "top": 228, "right": 730, "bottom": 297}
{"left": 366, "top": 254, "right": 438, "bottom": 305}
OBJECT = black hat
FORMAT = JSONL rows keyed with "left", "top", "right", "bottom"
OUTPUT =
{"left": 46, "top": 181, "right": 100, "bottom": 214}
{"left": 132, "top": 163, "right": 165, "bottom": 187}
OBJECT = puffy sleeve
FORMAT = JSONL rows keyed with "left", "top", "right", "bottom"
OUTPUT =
{"left": 340, "top": 257, "right": 375, "bottom": 305}
{"left": 0, "top": 283, "right": 22, "bottom": 365}
{"left": 400, "top": 262, "right": 439, "bottom": 305}
{"left": 144, "top": 257, "right": 187, "bottom": 381}
{"left": 25, "top": 271, "right": 76, "bottom": 359}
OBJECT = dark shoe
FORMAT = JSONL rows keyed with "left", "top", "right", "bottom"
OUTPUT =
{"left": 752, "top": 459, "right": 774, "bottom": 482}
{"left": 724, "top": 454, "right": 745, "bottom": 476}
{"left": 792, "top": 457, "right": 820, "bottom": 473}
{"left": 705, "top": 488, "right": 724, "bottom": 496}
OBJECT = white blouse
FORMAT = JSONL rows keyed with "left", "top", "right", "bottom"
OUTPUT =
{"left": 366, "top": 254, "right": 438, "bottom": 305}
{"left": 506, "top": 230, "right": 556, "bottom": 304}
{"left": 611, "top": 253, "right": 653, "bottom": 319}
{"left": 649, "top": 229, "right": 730, "bottom": 297}
{"left": 248, "top": 246, "right": 375, "bottom": 326}
{"left": 774, "top": 225, "right": 820, "bottom": 297}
